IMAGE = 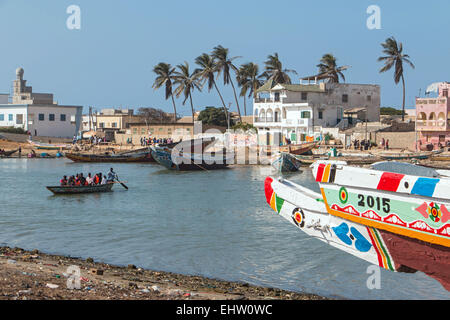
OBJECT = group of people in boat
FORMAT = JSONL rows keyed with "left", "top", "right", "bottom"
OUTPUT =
{"left": 60, "top": 168, "right": 118, "bottom": 187}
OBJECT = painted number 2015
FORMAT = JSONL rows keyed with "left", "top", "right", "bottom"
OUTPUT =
{"left": 358, "top": 194, "right": 390, "bottom": 213}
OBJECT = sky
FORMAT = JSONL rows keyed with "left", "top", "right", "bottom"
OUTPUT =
{"left": 0, "top": 0, "right": 449, "bottom": 116}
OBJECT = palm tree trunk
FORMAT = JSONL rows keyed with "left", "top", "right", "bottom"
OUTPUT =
{"left": 189, "top": 93, "right": 195, "bottom": 124}
{"left": 171, "top": 94, "right": 177, "bottom": 123}
{"left": 243, "top": 97, "right": 247, "bottom": 117}
{"left": 213, "top": 81, "right": 230, "bottom": 126}
{"left": 401, "top": 75, "right": 406, "bottom": 122}
{"left": 230, "top": 79, "right": 242, "bottom": 123}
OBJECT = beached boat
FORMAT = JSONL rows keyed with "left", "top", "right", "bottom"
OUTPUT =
{"left": 271, "top": 153, "right": 302, "bottom": 172}
{"left": 0, "top": 149, "right": 19, "bottom": 157}
{"left": 310, "top": 160, "right": 450, "bottom": 290}
{"left": 379, "top": 151, "right": 435, "bottom": 160}
{"left": 65, "top": 148, "right": 154, "bottom": 163}
{"left": 278, "top": 142, "right": 317, "bottom": 155}
{"left": 296, "top": 154, "right": 381, "bottom": 165}
{"left": 46, "top": 183, "right": 114, "bottom": 195}
{"left": 28, "top": 140, "right": 69, "bottom": 150}
{"left": 150, "top": 145, "right": 234, "bottom": 171}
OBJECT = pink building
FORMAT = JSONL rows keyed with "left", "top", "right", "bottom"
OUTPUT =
{"left": 416, "top": 82, "right": 450, "bottom": 150}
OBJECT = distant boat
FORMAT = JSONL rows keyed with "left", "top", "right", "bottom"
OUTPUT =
{"left": 278, "top": 142, "right": 317, "bottom": 155}
{"left": 379, "top": 151, "right": 438, "bottom": 161}
{"left": 0, "top": 149, "right": 19, "bottom": 157}
{"left": 296, "top": 154, "right": 381, "bottom": 165}
{"left": 28, "top": 140, "right": 68, "bottom": 150}
{"left": 150, "top": 146, "right": 234, "bottom": 171}
{"left": 65, "top": 148, "right": 154, "bottom": 163}
{"left": 271, "top": 153, "right": 302, "bottom": 172}
{"left": 46, "top": 183, "right": 114, "bottom": 195}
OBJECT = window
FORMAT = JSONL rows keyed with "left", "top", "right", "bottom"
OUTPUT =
{"left": 39, "top": 114, "right": 45, "bottom": 121}
{"left": 16, "top": 114, "right": 23, "bottom": 125}
{"left": 318, "top": 111, "right": 323, "bottom": 119}
{"left": 342, "top": 94, "right": 348, "bottom": 103}
{"left": 367, "top": 95, "right": 372, "bottom": 102}
{"left": 60, "top": 114, "right": 66, "bottom": 121}
{"left": 141, "top": 128, "right": 146, "bottom": 134}
{"left": 112, "top": 122, "right": 117, "bottom": 128}
{"left": 8, "top": 114, "right": 13, "bottom": 121}
{"left": 99, "top": 122, "right": 104, "bottom": 128}
{"left": 301, "top": 111, "right": 311, "bottom": 119}
{"left": 301, "top": 92, "right": 307, "bottom": 101}
{"left": 274, "top": 92, "right": 280, "bottom": 102}
{"left": 49, "top": 114, "right": 55, "bottom": 121}
{"left": 0, "top": 114, "right": 4, "bottom": 121}
{"left": 133, "top": 128, "right": 137, "bottom": 134}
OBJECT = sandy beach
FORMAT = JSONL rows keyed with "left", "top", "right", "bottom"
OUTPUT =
{"left": 0, "top": 246, "right": 327, "bottom": 301}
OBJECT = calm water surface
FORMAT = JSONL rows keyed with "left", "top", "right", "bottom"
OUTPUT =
{"left": 1, "top": 159, "right": 449, "bottom": 300}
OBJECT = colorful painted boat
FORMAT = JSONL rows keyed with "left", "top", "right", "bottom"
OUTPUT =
{"left": 265, "top": 176, "right": 399, "bottom": 273}
{"left": 150, "top": 146, "right": 234, "bottom": 171}
{"left": 65, "top": 149, "right": 154, "bottom": 163}
{"left": 28, "top": 140, "right": 69, "bottom": 150}
{"left": 279, "top": 142, "right": 317, "bottom": 155}
{"left": 311, "top": 160, "right": 450, "bottom": 290}
{"left": 271, "top": 153, "right": 303, "bottom": 172}
{"left": 46, "top": 183, "right": 114, "bottom": 195}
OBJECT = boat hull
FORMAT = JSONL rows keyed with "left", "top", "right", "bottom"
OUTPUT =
{"left": 271, "top": 153, "right": 302, "bottom": 172}
{"left": 65, "top": 152, "right": 154, "bottom": 163}
{"left": 278, "top": 142, "right": 317, "bottom": 155}
{"left": 46, "top": 183, "right": 114, "bottom": 194}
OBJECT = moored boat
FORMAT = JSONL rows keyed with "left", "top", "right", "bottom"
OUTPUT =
{"left": 271, "top": 152, "right": 302, "bottom": 172}
{"left": 150, "top": 145, "right": 234, "bottom": 171}
{"left": 0, "top": 149, "right": 19, "bottom": 157}
{"left": 46, "top": 183, "right": 114, "bottom": 195}
{"left": 28, "top": 140, "right": 68, "bottom": 150}
{"left": 65, "top": 149, "right": 154, "bottom": 163}
{"left": 379, "top": 151, "right": 434, "bottom": 160}
{"left": 278, "top": 141, "right": 317, "bottom": 155}
{"left": 310, "top": 160, "right": 450, "bottom": 290}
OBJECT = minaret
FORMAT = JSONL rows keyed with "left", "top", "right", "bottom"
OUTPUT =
{"left": 12, "top": 67, "right": 33, "bottom": 104}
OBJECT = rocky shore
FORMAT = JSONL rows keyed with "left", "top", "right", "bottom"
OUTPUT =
{"left": 0, "top": 246, "right": 327, "bottom": 300}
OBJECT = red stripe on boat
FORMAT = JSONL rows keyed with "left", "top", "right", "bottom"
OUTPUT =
{"left": 315, "top": 164, "right": 326, "bottom": 182}
{"left": 377, "top": 172, "right": 404, "bottom": 192}
{"left": 264, "top": 177, "right": 274, "bottom": 204}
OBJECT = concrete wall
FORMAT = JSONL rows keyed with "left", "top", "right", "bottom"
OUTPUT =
{"left": 0, "top": 105, "right": 28, "bottom": 128}
{"left": 28, "top": 105, "right": 82, "bottom": 138}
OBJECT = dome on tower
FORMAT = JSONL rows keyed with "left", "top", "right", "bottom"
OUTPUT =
{"left": 16, "top": 67, "right": 24, "bottom": 78}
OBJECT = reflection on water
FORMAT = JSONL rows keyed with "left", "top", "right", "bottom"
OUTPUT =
{"left": 0, "top": 158, "right": 449, "bottom": 300}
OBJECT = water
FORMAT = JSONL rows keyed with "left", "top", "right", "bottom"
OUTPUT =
{"left": 0, "top": 158, "right": 449, "bottom": 300}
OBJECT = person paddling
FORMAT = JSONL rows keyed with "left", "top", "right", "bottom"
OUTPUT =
{"left": 107, "top": 168, "right": 118, "bottom": 182}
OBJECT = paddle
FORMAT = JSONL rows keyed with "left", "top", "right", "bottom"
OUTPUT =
{"left": 114, "top": 174, "right": 128, "bottom": 190}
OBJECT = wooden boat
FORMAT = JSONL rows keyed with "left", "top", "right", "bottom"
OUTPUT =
{"left": 311, "top": 160, "right": 450, "bottom": 290}
{"left": 66, "top": 149, "right": 154, "bottom": 163}
{"left": 265, "top": 176, "right": 401, "bottom": 274}
{"left": 28, "top": 140, "right": 69, "bottom": 150}
{"left": 379, "top": 151, "right": 434, "bottom": 161}
{"left": 271, "top": 153, "right": 302, "bottom": 172}
{"left": 0, "top": 149, "right": 19, "bottom": 157}
{"left": 46, "top": 183, "right": 114, "bottom": 195}
{"left": 296, "top": 154, "right": 381, "bottom": 165}
{"left": 278, "top": 142, "right": 317, "bottom": 155}
{"left": 150, "top": 146, "right": 234, "bottom": 171}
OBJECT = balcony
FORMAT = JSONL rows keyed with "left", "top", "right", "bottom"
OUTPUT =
{"left": 254, "top": 117, "right": 311, "bottom": 127}
{"left": 416, "top": 119, "right": 449, "bottom": 131}
{"left": 254, "top": 98, "right": 281, "bottom": 104}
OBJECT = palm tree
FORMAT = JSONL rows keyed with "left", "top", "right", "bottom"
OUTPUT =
{"left": 237, "top": 63, "right": 263, "bottom": 116}
{"left": 317, "top": 53, "right": 348, "bottom": 83}
{"left": 378, "top": 37, "right": 415, "bottom": 121}
{"left": 212, "top": 45, "right": 242, "bottom": 123}
{"left": 173, "top": 62, "right": 202, "bottom": 123}
{"left": 260, "top": 53, "right": 297, "bottom": 85}
{"left": 194, "top": 53, "right": 230, "bottom": 126}
{"left": 152, "top": 62, "right": 177, "bottom": 122}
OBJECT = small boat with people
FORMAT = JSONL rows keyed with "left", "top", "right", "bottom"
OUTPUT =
{"left": 265, "top": 160, "right": 450, "bottom": 291}
{"left": 46, "top": 168, "right": 127, "bottom": 195}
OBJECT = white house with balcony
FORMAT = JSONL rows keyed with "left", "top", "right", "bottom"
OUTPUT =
{"left": 0, "top": 68, "right": 83, "bottom": 138}
{"left": 253, "top": 79, "right": 380, "bottom": 145}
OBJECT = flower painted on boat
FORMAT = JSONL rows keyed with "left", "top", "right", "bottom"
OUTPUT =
{"left": 339, "top": 187, "right": 348, "bottom": 204}
{"left": 428, "top": 202, "right": 442, "bottom": 223}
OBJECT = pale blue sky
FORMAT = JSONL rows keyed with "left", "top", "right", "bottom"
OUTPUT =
{"left": 0, "top": 0, "right": 449, "bottom": 116}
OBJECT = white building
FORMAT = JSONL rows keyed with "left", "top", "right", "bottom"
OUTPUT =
{"left": 0, "top": 68, "right": 83, "bottom": 138}
{"left": 253, "top": 80, "right": 380, "bottom": 145}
